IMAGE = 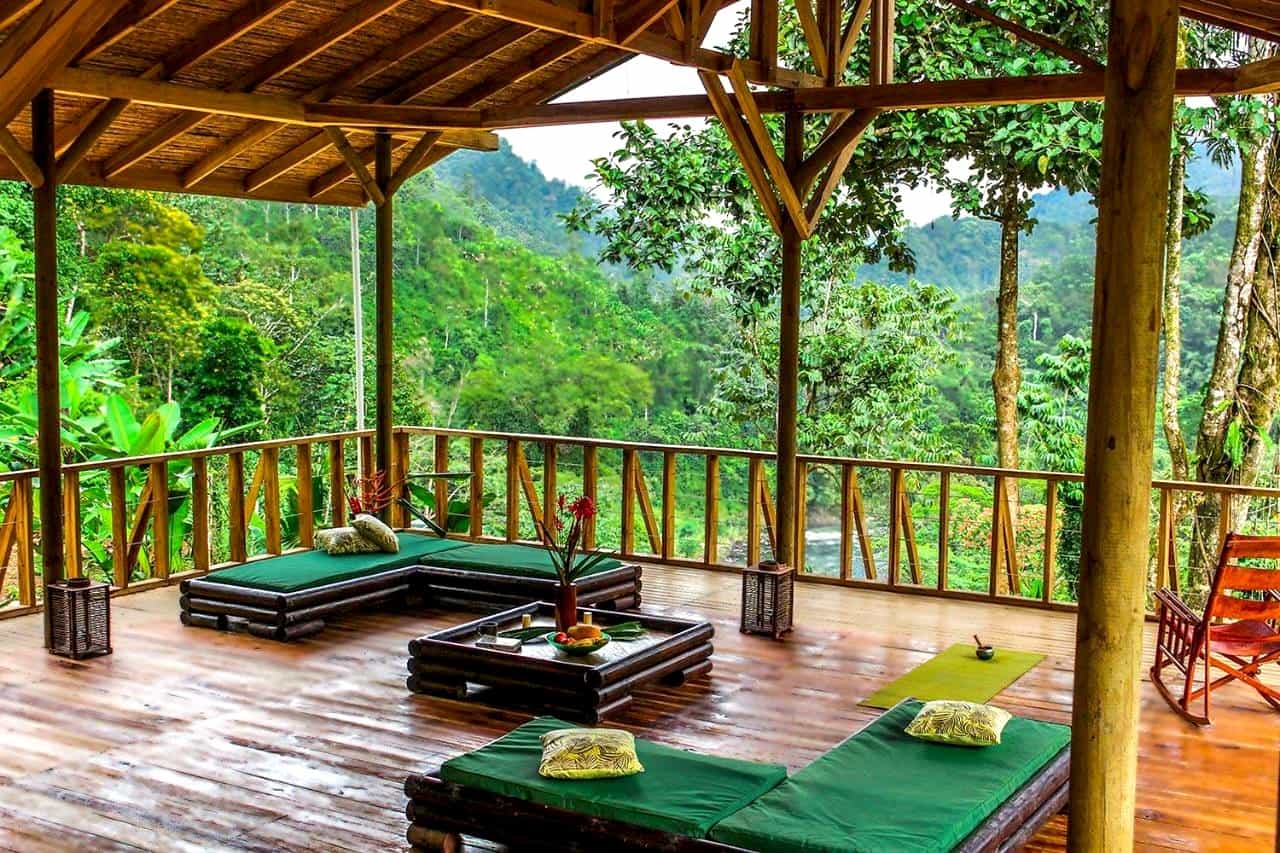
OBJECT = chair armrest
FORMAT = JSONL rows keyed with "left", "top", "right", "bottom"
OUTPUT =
{"left": 1154, "top": 588, "right": 1200, "bottom": 626}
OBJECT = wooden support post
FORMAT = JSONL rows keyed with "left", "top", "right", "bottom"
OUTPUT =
{"left": 1068, "top": 0, "right": 1177, "bottom": 847}
{"left": 621, "top": 448, "right": 637, "bottom": 555}
{"left": 746, "top": 456, "right": 763, "bottom": 566}
{"left": 937, "top": 470, "right": 950, "bottom": 590}
{"left": 505, "top": 440, "right": 520, "bottom": 542}
{"left": 32, "top": 89, "right": 61, "bottom": 648}
{"left": 374, "top": 130, "right": 394, "bottom": 519}
{"left": 261, "top": 447, "right": 281, "bottom": 555}
{"left": 542, "top": 441, "right": 557, "bottom": 532}
{"left": 774, "top": 109, "right": 803, "bottom": 568}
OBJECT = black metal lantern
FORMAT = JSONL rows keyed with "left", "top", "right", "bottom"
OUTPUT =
{"left": 740, "top": 561, "right": 794, "bottom": 640}
{"left": 47, "top": 578, "right": 112, "bottom": 659}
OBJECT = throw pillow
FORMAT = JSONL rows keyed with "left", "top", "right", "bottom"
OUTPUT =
{"left": 352, "top": 513, "right": 399, "bottom": 553}
{"left": 538, "top": 728, "right": 645, "bottom": 780}
{"left": 904, "top": 700, "right": 1012, "bottom": 747}
{"left": 316, "top": 526, "right": 381, "bottom": 555}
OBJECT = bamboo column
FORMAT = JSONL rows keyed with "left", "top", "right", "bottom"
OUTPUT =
{"left": 33, "top": 89, "right": 62, "bottom": 649}
{"left": 1068, "top": 0, "right": 1177, "bottom": 848}
{"left": 774, "top": 109, "right": 804, "bottom": 567}
{"left": 374, "top": 131, "right": 394, "bottom": 515}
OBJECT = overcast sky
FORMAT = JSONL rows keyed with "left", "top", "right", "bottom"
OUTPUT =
{"left": 496, "top": 6, "right": 956, "bottom": 226}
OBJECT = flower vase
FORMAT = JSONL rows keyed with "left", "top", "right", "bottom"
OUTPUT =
{"left": 555, "top": 582, "right": 578, "bottom": 633}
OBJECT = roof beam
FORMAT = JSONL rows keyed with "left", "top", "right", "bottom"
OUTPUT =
{"left": 51, "top": 68, "right": 483, "bottom": 128}
{"left": 939, "top": 0, "right": 1104, "bottom": 71}
{"left": 74, "top": 0, "right": 183, "bottom": 63}
{"left": 101, "top": 0, "right": 407, "bottom": 178}
{"left": 182, "top": 9, "right": 471, "bottom": 189}
{"left": 324, "top": 127, "right": 384, "bottom": 205}
{"left": 0, "top": 126, "right": 42, "bottom": 186}
{"left": 0, "top": 0, "right": 128, "bottom": 127}
{"left": 483, "top": 67, "right": 1242, "bottom": 127}
{"left": 426, "top": 0, "right": 820, "bottom": 87}
{"left": 250, "top": 23, "right": 534, "bottom": 193}
{"left": 0, "top": 1, "right": 40, "bottom": 31}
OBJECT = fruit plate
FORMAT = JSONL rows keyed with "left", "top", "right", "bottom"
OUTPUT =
{"left": 544, "top": 632, "right": 611, "bottom": 657}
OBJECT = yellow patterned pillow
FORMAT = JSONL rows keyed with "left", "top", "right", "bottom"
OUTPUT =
{"left": 538, "top": 728, "right": 645, "bottom": 780}
{"left": 904, "top": 700, "right": 1012, "bottom": 747}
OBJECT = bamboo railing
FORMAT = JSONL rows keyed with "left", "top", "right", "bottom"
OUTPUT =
{"left": 1, "top": 425, "right": 1277, "bottom": 619}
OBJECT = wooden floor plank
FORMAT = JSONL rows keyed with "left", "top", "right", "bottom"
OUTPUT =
{"left": 0, "top": 564, "right": 1274, "bottom": 850}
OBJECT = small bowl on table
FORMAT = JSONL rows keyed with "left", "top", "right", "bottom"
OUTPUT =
{"left": 545, "top": 632, "right": 611, "bottom": 657}
{"left": 975, "top": 645, "right": 996, "bottom": 661}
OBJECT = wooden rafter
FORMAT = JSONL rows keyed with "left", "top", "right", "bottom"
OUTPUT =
{"left": 54, "top": 0, "right": 300, "bottom": 158}
{"left": 0, "top": 0, "right": 129, "bottom": 127}
{"left": 101, "top": 0, "right": 410, "bottom": 179}
{"left": 803, "top": 109, "right": 880, "bottom": 225}
{"left": 940, "top": 0, "right": 1103, "bottom": 71}
{"left": 0, "top": 127, "right": 41, "bottom": 187}
{"left": 183, "top": 10, "right": 471, "bottom": 188}
{"left": 250, "top": 22, "right": 533, "bottom": 194}
{"left": 75, "top": 0, "right": 183, "bottom": 63}
{"left": 725, "top": 64, "right": 810, "bottom": 235}
{"left": 836, "top": 0, "right": 873, "bottom": 81}
{"left": 0, "top": 0, "right": 39, "bottom": 31}
{"left": 795, "top": 0, "right": 828, "bottom": 79}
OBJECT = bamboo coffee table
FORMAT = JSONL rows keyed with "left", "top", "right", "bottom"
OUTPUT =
{"left": 407, "top": 602, "right": 714, "bottom": 723}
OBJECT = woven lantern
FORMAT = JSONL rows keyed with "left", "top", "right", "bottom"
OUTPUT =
{"left": 740, "top": 561, "right": 794, "bottom": 639}
{"left": 47, "top": 578, "right": 112, "bottom": 659}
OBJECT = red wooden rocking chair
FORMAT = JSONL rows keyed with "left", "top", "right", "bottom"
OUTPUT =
{"left": 1151, "top": 533, "right": 1280, "bottom": 725}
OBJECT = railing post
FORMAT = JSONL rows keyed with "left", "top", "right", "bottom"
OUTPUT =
{"left": 192, "top": 456, "right": 211, "bottom": 570}
{"left": 150, "top": 461, "right": 170, "bottom": 579}
{"left": 328, "top": 438, "right": 346, "bottom": 528}
{"left": 704, "top": 454, "right": 719, "bottom": 566}
{"left": 621, "top": 448, "right": 637, "bottom": 556}
{"left": 582, "top": 444, "right": 598, "bottom": 549}
{"left": 228, "top": 451, "right": 247, "bottom": 563}
{"left": 109, "top": 467, "right": 128, "bottom": 588}
{"left": 747, "top": 457, "right": 763, "bottom": 567}
{"left": 294, "top": 445, "right": 313, "bottom": 549}
{"left": 542, "top": 441, "right": 557, "bottom": 532}
{"left": 989, "top": 475, "right": 1005, "bottom": 597}
{"left": 661, "top": 451, "right": 676, "bottom": 561}
{"left": 888, "top": 467, "right": 902, "bottom": 586}
{"left": 14, "top": 476, "right": 34, "bottom": 605}
{"left": 262, "top": 447, "right": 281, "bottom": 555}
{"left": 794, "top": 460, "right": 807, "bottom": 573}
{"left": 505, "top": 440, "right": 520, "bottom": 542}
{"left": 469, "top": 437, "right": 485, "bottom": 538}
{"left": 63, "top": 470, "right": 81, "bottom": 579}
{"left": 391, "top": 430, "right": 410, "bottom": 529}
{"left": 839, "top": 464, "right": 853, "bottom": 580}
{"left": 1043, "top": 478, "right": 1058, "bottom": 603}
{"left": 937, "top": 471, "right": 950, "bottom": 591}
{"left": 436, "top": 434, "right": 452, "bottom": 531}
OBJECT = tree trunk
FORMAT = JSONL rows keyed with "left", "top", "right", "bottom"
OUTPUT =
{"left": 1162, "top": 150, "right": 1190, "bottom": 483}
{"left": 992, "top": 175, "right": 1023, "bottom": 594}
{"left": 1188, "top": 125, "right": 1276, "bottom": 594}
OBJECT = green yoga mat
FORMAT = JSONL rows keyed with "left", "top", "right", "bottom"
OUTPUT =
{"left": 860, "top": 643, "right": 1045, "bottom": 709}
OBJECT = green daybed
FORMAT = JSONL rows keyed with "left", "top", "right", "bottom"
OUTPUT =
{"left": 179, "top": 535, "right": 643, "bottom": 641}
{"left": 404, "top": 701, "right": 1071, "bottom": 853}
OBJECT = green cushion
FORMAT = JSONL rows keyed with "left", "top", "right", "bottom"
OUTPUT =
{"left": 202, "top": 533, "right": 467, "bottom": 593}
{"left": 423, "top": 543, "right": 622, "bottom": 580}
{"left": 440, "top": 717, "right": 787, "bottom": 838}
{"left": 709, "top": 700, "right": 1070, "bottom": 853}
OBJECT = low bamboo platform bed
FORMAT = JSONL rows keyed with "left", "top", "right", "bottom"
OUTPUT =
{"left": 405, "top": 700, "right": 1071, "bottom": 853}
{"left": 179, "top": 534, "right": 642, "bottom": 641}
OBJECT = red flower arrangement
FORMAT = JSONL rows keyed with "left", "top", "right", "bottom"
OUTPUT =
{"left": 536, "top": 493, "right": 608, "bottom": 587}
{"left": 346, "top": 471, "right": 394, "bottom": 516}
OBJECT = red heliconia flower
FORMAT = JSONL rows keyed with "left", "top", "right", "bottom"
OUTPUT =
{"left": 567, "top": 495, "right": 597, "bottom": 522}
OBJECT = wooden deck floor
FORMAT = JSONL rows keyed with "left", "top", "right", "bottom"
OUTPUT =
{"left": 0, "top": 565, "right": 1275, "bottom": 852}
